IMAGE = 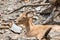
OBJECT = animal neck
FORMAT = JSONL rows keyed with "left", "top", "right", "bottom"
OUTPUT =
{"left": 25, "top": 22, "right": 30, "bottom": 32}
{"left": 24, "top": 17, "right": 34, "bottom": 32}
{"left": 28, "top": 18, "right": 34, "bottom": 30}
{"left": 23, "top": 17, "right": 31, "bottom": 32}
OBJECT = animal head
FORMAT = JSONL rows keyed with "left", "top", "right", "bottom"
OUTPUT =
{"left": 16, "top": 13, "right": 27, "bottom": 24}
{"left": 16, "top": 11, "right": 34, "bottom": 26}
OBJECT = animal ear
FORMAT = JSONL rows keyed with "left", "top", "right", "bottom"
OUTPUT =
{"left": 19, "top": 11, "right": 28, "bottom": 18}
{"left": 16, "top": 11, "right": 27, "bottom": 23}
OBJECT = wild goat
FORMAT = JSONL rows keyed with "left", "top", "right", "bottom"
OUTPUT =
{"left": 16, "top": 12, "right": 52, "bottom": 40}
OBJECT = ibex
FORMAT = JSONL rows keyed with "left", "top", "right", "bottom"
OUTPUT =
{"left": 16, "top": 11, "right": 52, "bottom": 40}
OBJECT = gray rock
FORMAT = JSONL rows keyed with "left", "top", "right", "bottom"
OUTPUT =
{"left": 54, "top": 16, "right": 60, "bottom": 22}
{"left": 10, "top": 23, "right": 22, "bottom": 33}
{"left": 0, "top": 30, "right": 5, "bottom": 34}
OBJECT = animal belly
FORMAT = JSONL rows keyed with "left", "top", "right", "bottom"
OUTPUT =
{"left": 26, "top": 28, "right": 40, "bottom": 37}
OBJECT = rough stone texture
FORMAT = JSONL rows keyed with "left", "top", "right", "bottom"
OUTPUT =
{"left": 0, "top": 0, "right": 60, "bottom": 40}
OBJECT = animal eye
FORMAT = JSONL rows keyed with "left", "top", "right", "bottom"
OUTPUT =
{"left": 19, "top": 21, "right": 20, "bottom": 22}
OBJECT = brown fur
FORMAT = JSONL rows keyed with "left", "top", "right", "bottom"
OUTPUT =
{"left": 16, "top": 12, "right": 60, "bottom": 40}
{"left": 16, "top": 12, "right": 53, "bottom": 40}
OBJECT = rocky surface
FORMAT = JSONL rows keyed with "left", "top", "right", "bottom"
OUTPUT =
{"left": 0, "top": 0, "right": 60, "bottom": 40}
